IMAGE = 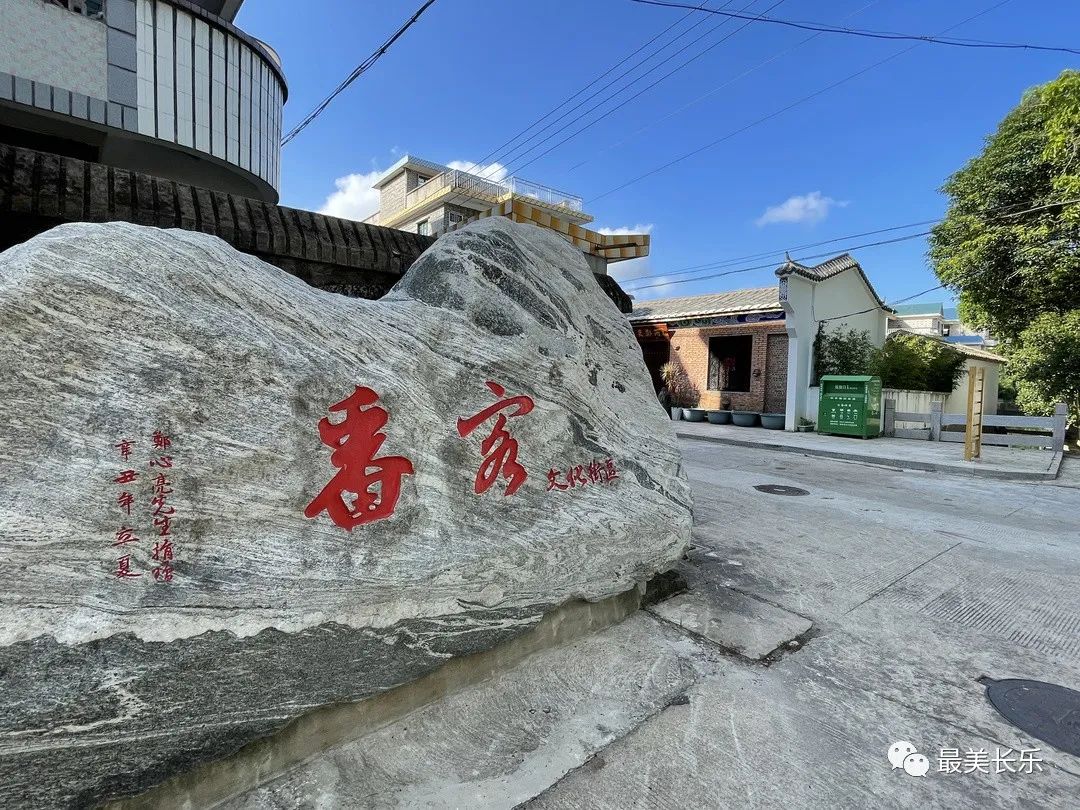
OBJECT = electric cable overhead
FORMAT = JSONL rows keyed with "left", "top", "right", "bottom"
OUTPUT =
{"left": 281, "top": 0, "right": 438, "bottom": 147}
{"left": 620, "top": 218, "right": 938, "bottom": 284}
{"left": 625, "top": 230, "right": 932, "bottom": 293}
{"left": 621, "top": 197, "right": 1080, "bottom": 295}
{"left": 817, "top": 283, "right": 947, "bottom": 324}
{"left": 494, "top": 0, "right": 764, "bottom": 177}
{"left": 632, "top": 0, "right": 1080, "bottom": 56}
{"left": 566, "top": 0, "right": 880, "bottom": 172}
{"left": 458, "top": 0, "right": 716, "bottom": 175}
{"left": 498, "top": 0, "right": 788, "bottom": 178}
{"left": 587, "top": 0, "right": 1013, "bottom": 204}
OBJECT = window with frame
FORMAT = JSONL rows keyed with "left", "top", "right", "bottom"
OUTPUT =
{"left": 708, "top": 335, "right": 753, "bottom": 392}
{"left": 417, "top": 220, "right": 429, "bottom": 236}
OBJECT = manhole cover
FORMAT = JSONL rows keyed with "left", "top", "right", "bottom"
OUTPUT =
{"left": 980, "top": 677, "right": 1080, "bottom": 756}
{"left": 754, "top": 484, "right": 809, "bottom": 496}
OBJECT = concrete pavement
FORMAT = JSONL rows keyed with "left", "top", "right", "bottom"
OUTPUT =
{"left": 675, "top": 420, "right": 1064, "bottom": 480}
{"left": 224, "top": 443, "right": 1080, "bottom": 808}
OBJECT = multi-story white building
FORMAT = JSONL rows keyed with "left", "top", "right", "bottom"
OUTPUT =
{"left": 363, "top": 155, "right": 649, "bottom": 274}
{"left": 888, "top": 302, "right": 997, "bottom": 349}
{"left": 1, "top": 0, "right": 285, "bottom": 201}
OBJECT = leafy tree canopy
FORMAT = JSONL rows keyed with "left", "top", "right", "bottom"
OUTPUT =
{"left": 930, "top": 70, "right": 1080, "bottom": 426}
{"left": 929, "top": 70, "right": 1080, "bottom": 338}
{"left": 814, "top": 328, "right": 966, "bottom": 393}
{"left": 1008, "top": 311, "right": 1080, "bottom": 421}
{"left": 813, "top": 326, "right": 876, "bottom": 383}
{"left": 874, "top": 333, "right": 967, "bottom": 394}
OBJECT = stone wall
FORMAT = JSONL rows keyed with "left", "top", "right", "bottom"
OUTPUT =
{"left": 0, "top": 143, "right": 633, "bottom": 313}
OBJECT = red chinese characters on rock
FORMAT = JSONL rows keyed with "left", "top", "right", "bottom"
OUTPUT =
{"left": 457, "top": 380, "right": 535, "bottom": 496}
{"left": 547, "top": 457, "right": 619, "bottom": 492}
{"left": 109, "top": 430, "right": 178, "bottom": 582}
{"left": 112, "top": 439, "right": 141, "bottom": 579}
{"left": 305, "top": 386, "right": 415, "bottom": 530}
{"left": 150, "top": 469, "right": 175, "bottom": 583}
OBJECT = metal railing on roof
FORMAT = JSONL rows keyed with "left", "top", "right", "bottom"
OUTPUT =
{"left": 402, "top": 168, "right": 584, "bottom": 216}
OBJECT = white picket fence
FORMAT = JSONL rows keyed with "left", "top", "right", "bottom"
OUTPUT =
{"left": 882, "top": 399, "right": 1068, "bottom": 451}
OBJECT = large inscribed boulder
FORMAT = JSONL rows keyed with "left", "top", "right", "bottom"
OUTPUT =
{"left": 0, "top": 218, "right": 691, "bottom": 807}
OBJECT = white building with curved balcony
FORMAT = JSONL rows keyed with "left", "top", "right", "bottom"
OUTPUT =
{"left": 0, "top": 0, "right": 285, "bottom": 201}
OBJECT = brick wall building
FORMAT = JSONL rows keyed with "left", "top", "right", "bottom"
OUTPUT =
{"left": 632, "top": 252, "right": 893, "bottom": 429}
{"left": 630, "top": 287, "right": 789, "bottom": 414}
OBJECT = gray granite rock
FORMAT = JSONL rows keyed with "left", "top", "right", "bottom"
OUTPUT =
{"left": 0, "top": 218, "right": 691, "bottom": 808}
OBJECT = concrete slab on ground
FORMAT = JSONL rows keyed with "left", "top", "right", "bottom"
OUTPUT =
{"left": 675, "top": 420, "right": 1062, "bottom": 480}
{"left": 648, "top": 589, "right": 812, "bottom": 661}
{"left": 220, "top": 615, "right": 719, "bottom": 810}
{"left": 224, "top": 449, "right": 1080, "bottom": 809}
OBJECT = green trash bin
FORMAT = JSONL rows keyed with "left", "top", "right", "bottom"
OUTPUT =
{"left": 817, "top": 375, "right": 882, "bottom": 438}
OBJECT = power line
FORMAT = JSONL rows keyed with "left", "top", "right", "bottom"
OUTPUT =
{"left": 500, "top": 0, "right": 788, "bottom": 178}
{"left": 632, "top": 0, "right": 1080, "bottom": 56}
{"left": 566, "top": 0, "right": 881, "bottom": 172}
{"left": 458, "top": 0, "right": 714, "bottom": 175}
{"left": 625, "top": 230, "right": 932, "bottom": 293}
{"left": 280, "top": 0, "right": 438, "bottom": 147}
{"left": 619, "top": 216, "right": 936, "bottom": 283}
{"left": 587, "top": 0, "right": 1014, "bottom": 204}
{"left": 623, "top": 196, "right": 1080, "bottom": 295}
{"left": 817, "top": 284, "right": 947, "bottom": 324}
{"left": 495, "top": 0, "right": 766, "bottom": 176}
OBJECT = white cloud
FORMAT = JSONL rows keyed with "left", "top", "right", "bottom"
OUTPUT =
{"left": 318, "top": 170, "right": 383, "bottom": 222}
{"left": 314, "top": 158, "right": 518, "bottom": 223}
{"left": 597, "top": 223, "right": 654, "bottom": 236}
{"left": 608, "top": 256, "right": 650, "bottom": 283}
{"left": 755, "top": 192, "right": 847, "bottom": 227}
{"left": 446, "top": 160, "right": 508, "bottom": 181}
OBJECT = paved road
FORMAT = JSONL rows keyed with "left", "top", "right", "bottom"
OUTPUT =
{"left": 231, "top": 442, "right": 1080, "bottom": 808}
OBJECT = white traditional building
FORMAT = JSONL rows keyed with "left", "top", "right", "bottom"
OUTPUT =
{"left": 629, "top": 253, "right": 893, "bottom": 430}
{"left": 776, "top": 253, "right": 891, "bottom": 430}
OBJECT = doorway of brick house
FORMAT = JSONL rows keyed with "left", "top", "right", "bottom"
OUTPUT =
{"left": 640, "top": 340, "right": 670, "bottom": 393}
{"left": 764, "top": 333, "right": 788, "bottom": 413}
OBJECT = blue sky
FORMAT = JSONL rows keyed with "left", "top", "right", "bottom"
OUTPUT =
{"left": 237, "top": 0, "right": 1078, "bottom": 303}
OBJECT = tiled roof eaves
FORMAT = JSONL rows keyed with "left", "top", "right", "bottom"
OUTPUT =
{"left": 628, "top": 304, "right": 782, "bottom": 323}
{"left": 777, "top": 254, "right": 893, "bottom": 313}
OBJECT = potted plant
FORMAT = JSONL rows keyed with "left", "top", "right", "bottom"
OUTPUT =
{"left": 682, "top": 390, "right": 707, "bottom": 421}
{"left": 796, "top": 418, "right": 815, "bottom": 433}
{"left": 732, "top": 411, "right": 759, "bottom": 427}
{"left": 660, "top": 362, "right": 701, "bottom": 421}
{"left": 706, "top": 409, "right": 731, "bottom": 424}
{"left": 760, "top": 413, "right": 785, "bottom": 430}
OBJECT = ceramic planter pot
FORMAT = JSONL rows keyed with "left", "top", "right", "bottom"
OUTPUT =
{"left": 731, "top": 411, "right": 759, "bottom": 427}
{"left": 706, "top": 410, "right": 731, "bottom": 425}
{"left": 761, "top": 413, "right": 785, "bottom": 430}
{"left": 683, "top": 408, "right": 707, "bottom": 422}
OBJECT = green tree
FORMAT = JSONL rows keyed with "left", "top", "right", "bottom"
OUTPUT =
{"left": 872, "top": 334, "right": 966, "bottom": 393}
{"left": 813, "top": 326, "right": 876, "bottom": 383}
{"left": 929, "top": 69, "right": 1080, "bottom": 424}
{"left": 1007, "top": 311, "right": 1080, "bottom": 422}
